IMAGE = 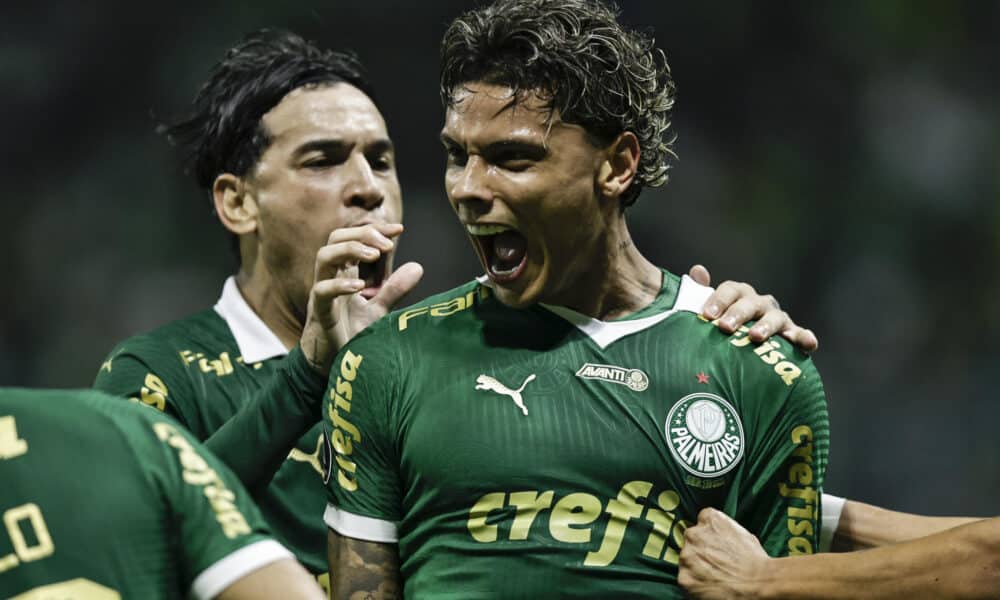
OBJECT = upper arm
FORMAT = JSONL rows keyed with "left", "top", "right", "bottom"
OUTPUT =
{"left": 93, "top": 345, "right": 190, "bottom": 425}
{"left": 327, "top": 528, "right": 401, "bottom": 600}
{"left": 735, "top": 357, "right": 830, "bottom": 557}
{"left": 322, "top": 328, "right": 403, "bottom": 538}
{"left": 215, "top": 558, "right": 325, "bottom": 600}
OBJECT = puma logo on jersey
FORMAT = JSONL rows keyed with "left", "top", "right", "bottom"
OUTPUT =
{"left": 475, "top": 374, "right": 537, "bottom": 416}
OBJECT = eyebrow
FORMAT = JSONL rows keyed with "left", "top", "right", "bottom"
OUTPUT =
{"left": 439, "top": 134, "right": 548, "bottom": 160}
{"left": 293, "top": 137, "right": 395, "bottom": 158}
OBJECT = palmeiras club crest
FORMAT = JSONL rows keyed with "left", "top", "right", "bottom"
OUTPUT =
{"left": 665, "top": 392, "right": 745, "bottom": 478}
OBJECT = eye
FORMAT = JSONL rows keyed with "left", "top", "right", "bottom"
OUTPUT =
{"left": 445, "top": 146, "right": 468, "bottom": 167}
{"left": 368, "top": 152, "right": 395, "bottom": 172}
{"left": 493, "top": 151, "right": 534, "bottom": 172}
{"left": 301, "top": 153, "right": 342, "bottom": 170}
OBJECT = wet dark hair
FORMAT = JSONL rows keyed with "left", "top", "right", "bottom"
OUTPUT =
{"left": 164, "top": 28, "right": 377, "bottom": 190}
{"left": 440, "top": 0, "right": 676, "bottom": 207}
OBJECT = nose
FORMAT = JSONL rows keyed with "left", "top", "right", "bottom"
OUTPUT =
{"left": 448, "top": 156, "right": 492, "bottom": 214}
{"left": 344, "top": 153, "right": 384, "bottom": 211}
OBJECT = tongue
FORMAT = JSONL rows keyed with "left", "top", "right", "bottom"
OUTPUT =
{"left": 491, "top": 230, "right": 527, "bottom": 272}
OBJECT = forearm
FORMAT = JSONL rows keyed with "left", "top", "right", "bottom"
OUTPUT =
{"left": 757, "top": 518, "right": 1000, "bottom": 600}
{"left": 204, "top": 346, "right": 327, "bottom": 493}
{"left": 834, "top": 499, "right": 983, "bottom": 550}
{"left": 327, "top": 529, "right": 401, "bottom": 600}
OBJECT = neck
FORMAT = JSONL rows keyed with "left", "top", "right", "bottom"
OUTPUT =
{"left": 234, "top": 264, "right": 302, "bottom": 352}
{"left": 553, "top": 219, "right": 662, "bottom": 321}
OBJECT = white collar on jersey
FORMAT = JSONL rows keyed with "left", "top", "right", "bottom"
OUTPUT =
{"left": 477, "top": 273, "right": 713, "bottom": 350}
{"left": 213, "top": 276, "right": 289, "bottom": 363}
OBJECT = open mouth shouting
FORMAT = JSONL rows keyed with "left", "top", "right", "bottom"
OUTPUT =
{"left": 466, "top": 223, "right": 528, "bottom": 284}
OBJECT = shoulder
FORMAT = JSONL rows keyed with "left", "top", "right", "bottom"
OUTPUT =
{"left": 389, "top": 279, "right": 487, "bottom": 333}
{"left": 661, "top": 277, "right": 819, "bottom": 394}
{"left": 107, "top": 309, "right": 227, "bottom": 356}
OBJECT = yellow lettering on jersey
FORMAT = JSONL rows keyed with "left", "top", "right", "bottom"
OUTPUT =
{"left": 468, "top": 492, "right": 506, "bottom": 542}
{"left": 153, "top": 422, "right": 251, "bottom": 538}
{"left": 198, "top": 352, "right": 234, "bottom": 377}
{"left": 549, "top": 493, "right": 602, "bottom": 544}
{"left": 1, "top": 503, "right": 54, "bottom": 572}
{"left": 136, "top": 373, "right": 168, "bottom": 411}
{"left": 0, "top": 416, "right": 28, "bottom": 460}
{"left": 585, "top": 481, "right": 651, "bottom": 567}
{"left": 429, "top": 296, "right": 466, "bottom": 317}
{"left": 730, "top": 329, "right": 802, "bottom": 386}
{"left": 9, "top": 578, "right": 120, "bottom": 600}
{"left": 508, "top": 491, "right": 554, "bottom": 540}
{"left": 467, "top": 481, "right": 690, "bottom": 568}
{"left": 330, "top": 352, "right": 366, "bottom": 491}
{"left": 398, "top": 287, "right": 489, "bottom": 330}
{"left": 782, "top": 425, "right": 817, "bottom": 555}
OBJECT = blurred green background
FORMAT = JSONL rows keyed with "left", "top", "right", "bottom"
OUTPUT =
{"left": 2, "top": 1, "right": 998, "bottom": 516}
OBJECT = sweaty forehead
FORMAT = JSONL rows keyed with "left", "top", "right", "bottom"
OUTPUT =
{"left": 262, "top": 83, "right": 388, "bottom": 144}
{"left": 443, "top": 83, "right": 556, "bottom": 143}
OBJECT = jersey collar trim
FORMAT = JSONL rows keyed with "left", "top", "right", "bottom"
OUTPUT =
{"left": 213, "top": 276, "right": 288, "bottom": 363}
{"left": 540, "top": 274, "right": 713, "bottom": 349}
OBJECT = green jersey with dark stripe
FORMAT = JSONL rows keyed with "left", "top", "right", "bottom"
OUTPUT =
{"left": 322, "top": 271, "right": 829, "bottom": 599}
{"left": 93, "top": 280, "right": 328, "bottom": 578}
{"left": 0, "top": 388, "right": 288, "bottom": 600}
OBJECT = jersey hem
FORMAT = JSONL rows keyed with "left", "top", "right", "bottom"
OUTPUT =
{"left": 190, "top": 539, "right": 292, "bottom": 600}
{"left": 324, "top": 504, "right": 399, "bottom": 543}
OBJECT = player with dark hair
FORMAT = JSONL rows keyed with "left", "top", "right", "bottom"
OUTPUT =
{"left": 321, "top": 1, "right": 829, "bottom": 597}
{"left": 93, "top": 29, "right": 423, "bottom": 588}
{"left": 0, "top": 388, "right": 324, "bottom": 600}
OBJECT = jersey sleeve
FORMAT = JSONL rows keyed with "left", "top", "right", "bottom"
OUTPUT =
{"left": 202, "top": 345, "right": 328, "bottom": 493}
{"left": 131, "top": 409, "right": 293, "bottom": 600}
{"left": 93, "top": 341, "right": 195, "bottom": 429}
{"left": 731, "top": 348, "right": 829, "bottom": 558}
{"left": 322, "top": 323, "right": 402, "bottom": 543}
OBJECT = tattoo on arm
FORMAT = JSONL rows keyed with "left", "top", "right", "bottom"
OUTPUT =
{"left": 328, "top": 529, "right": 401, "bottom": 600}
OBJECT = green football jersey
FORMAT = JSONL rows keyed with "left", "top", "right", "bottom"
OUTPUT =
{"left": 0, "top": 388, "right": 289, "bottom": 599}
{"left": 322, "top": 271, "right": 829, "bottom": 598}
{"left": 93, "top": 279, "right": 328, "bottom": 578}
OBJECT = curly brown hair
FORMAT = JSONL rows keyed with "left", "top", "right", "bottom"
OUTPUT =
{"left": 440, "top": 0, "right": 676, "bottom": 207}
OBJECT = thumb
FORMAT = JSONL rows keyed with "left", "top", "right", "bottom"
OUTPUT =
{"left": 688, "top": 264, "right": 712, "bottom": 287}
{"left": 371, "top": 262, "right": 424, "bottom": 312}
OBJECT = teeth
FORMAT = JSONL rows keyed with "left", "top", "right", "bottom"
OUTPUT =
{"left": 466, "top": 223, "right": 512, "bottom": 236}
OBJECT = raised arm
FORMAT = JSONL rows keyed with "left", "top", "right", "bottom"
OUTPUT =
{"left": 680, "top": 508, "right": 1000, "bottom": 600}
{"left": 327, "top": 529, "right": 401, "bottom": 600}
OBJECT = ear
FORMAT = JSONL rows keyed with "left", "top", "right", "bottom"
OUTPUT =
{"left": 212, "top": 173, "right": 258, "bottom": 236}
{"left": 597, "top": 132, "right": 640, "bottom": 202}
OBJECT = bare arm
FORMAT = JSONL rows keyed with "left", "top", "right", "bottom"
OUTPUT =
{"left": 680, "top": 508, "right": 1000, "bottom": 600}
{"left": 216, "top": 558, "right": 326, "bottom": 600}
{"left": 833, "top": 499, "right": 983, "bottom": 551}
{"left": 327, "top": 528, "right": 401, "bottom": 600}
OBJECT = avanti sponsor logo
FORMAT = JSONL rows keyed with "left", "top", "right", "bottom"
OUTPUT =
{"left": 575, "top": 363, "right": 649, "bottom": 392}
{"left": 666, "top": 392, "right": 744, "bottom": 478}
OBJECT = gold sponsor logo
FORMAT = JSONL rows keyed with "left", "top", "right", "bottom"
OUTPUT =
{"left": 727, "top": 325, "right": 802, "bottom": 386}
{"left": 780, "top": 425, "right": 819, "bottom": 555}
{"left": 467, "top": 481, "right": 689, "bottom": 567}
{"left": 153, "top": 422, "right": 250, "bottom": 538}
{"left": 397, "top": 286, "right": 490, "bottom": 331}
{"left": 328, "top": 350, "right": 364, "bottom": 491}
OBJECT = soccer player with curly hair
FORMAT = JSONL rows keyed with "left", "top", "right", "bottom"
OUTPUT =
{"left": 321, "top": 1, "right": 830, "bottom": 597}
